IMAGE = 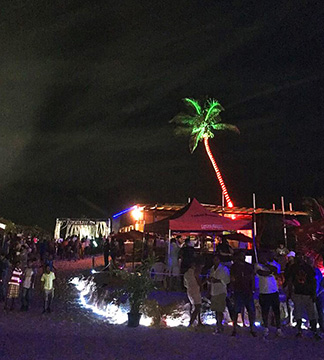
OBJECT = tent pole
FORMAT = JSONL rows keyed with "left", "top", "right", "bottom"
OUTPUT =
{"left": 168, "top": 229, "right": 172, "bottom": 277}
{"left": 252, "top": 193, "right": 258, "bottom": 263}
{"left": 222, "top": 192, "right": 225, "bottom": 216}
{"left": 281, "top": 196, "right": 288, "bottom": 248}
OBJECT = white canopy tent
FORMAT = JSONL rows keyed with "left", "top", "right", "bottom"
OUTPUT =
{"left": 54, "top": 218, "right": 111, "bottom": 239}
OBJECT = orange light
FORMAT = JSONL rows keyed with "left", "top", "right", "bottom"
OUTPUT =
{"left": 131, "top": 206, "right": 143, "bottom": 221}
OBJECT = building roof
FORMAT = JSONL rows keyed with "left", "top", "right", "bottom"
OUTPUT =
{"left": 135, "top": 203, "right": 308, "bottom": 217}
{"left": 144, "top": 198, "right": 252, "bottom": 233}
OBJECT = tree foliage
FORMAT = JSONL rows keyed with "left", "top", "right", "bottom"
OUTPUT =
{"left": 170, "top": 97, "right": 239, "bottom": 153}
{"left": 111, "top": 256, "right": 157, "bottom": 314}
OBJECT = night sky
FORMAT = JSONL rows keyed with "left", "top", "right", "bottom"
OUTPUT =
{"left": 1, "top": 0, "right": 323, "bottom": 230}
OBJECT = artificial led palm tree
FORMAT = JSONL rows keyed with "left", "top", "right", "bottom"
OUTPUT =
{"left": 170, "top": 98, "right": 239, "bottom": 208}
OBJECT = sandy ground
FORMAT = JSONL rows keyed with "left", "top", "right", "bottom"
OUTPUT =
{"left": 1, "top": 256, "right": 324, "bottom": 360}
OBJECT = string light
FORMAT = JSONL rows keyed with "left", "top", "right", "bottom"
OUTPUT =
{"left": 204, "top": 136, "right": 233, "bottom": 208}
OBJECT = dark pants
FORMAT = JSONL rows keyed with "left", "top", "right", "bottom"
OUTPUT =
{"left": 226, "top": 295, "right": 235, "bottom": 321}
{"left": 0, "top": 280, "right": 5, "bottom": 302}
{"left": 104, "top": 252, "right": 109, "bottom": 267}
{"left": 21, "top": 287, "right": 31, "bottom": 310}
{"left": 0, "top": 271, "right": 8, "bottom": 301}
{"left": 259, "top": 292, "right": 281, "bottom": 328}
{"left": 233, "top": 292, "right": 255, "bottom": 330}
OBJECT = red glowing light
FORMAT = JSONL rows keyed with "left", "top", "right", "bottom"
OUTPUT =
{"left": 204, "top": 136, "right": 234, "bottom": 208}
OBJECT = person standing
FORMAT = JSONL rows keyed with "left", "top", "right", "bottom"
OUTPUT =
{"left": 0, "top": 252, "right": 9, "bottom": 301}
{"left": 284, "top": 251, "right": 295, "bottom": 324}
{"left": 276, "top": 243, "right": 289, "bottom": 257}
{"left": 80, "top": 238, "right": 86, "bottom": 259}
{"left": 151, "top": 257, "right": 167, "bottom": 289}
{"left": 217, "top": 237, "right": 234, "bottom": 265}
{"left": 41, "top": 265, "right": 56, "bottom": 313}
{"left": 84, "top": 236, "right": 91, "bottom": 256}
{"left": 168, "top": 238, "right": 180, "bottom": 290}
{"left": 306, "top": 256, "right": 324, "bottom": 333}
{"left": 179, "top": 238, "right": 195, "bottom": 275}
{"left": 286, "top": 253, "right": 321, "bottom": 339}
{"left": 45, "top": 253, "right": 56, "bottom": 272}
{"left": 255, "top": 253, "right": 283, "bottom": 337}
{"left": 209, "top": 254, "right": 230, "bottom": 334}
{"left": 103, "top": 238, "right": 110, "bottom": 268}
{"left": 110, "top": 237, "right": 118, "bottom": 267}
{"left": 21, "top": 260, "right": 35, "bottom": 311}
{"left": 276, "top": 243, "right": 289, "bottom": 271}
{"left": 230, "top": 252, "right": 256, "bottom": 337}
{"left": 20, "top": 245, "right": 29, "bottom": 271}
{"left": 184, "top": 260, "right": 204, "bottom": 327}
{"left": 5, "top": 260, "right": 22, "bottom": 311}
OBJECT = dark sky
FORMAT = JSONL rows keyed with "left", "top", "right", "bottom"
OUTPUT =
{"left": 1, "top": 0, "right": 323, "bottom": 230}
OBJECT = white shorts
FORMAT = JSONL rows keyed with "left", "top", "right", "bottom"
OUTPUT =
{"left": 187, "top": 290, "right": 202, "bottom": 305}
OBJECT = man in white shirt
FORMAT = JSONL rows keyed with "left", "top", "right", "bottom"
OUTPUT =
{"left": 209, "top": 254, "right": 230, "bottom": 333}
{"left": 255, "top": 253, "right": 283, "bottom": 337}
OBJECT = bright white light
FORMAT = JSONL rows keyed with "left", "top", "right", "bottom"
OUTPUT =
{"left": 164, "top": 304, "right": 190, "bottom": 327}
{"left": 70, "top": 277, "right": 151, "bottom": 326}
{"left": 254, "top": 322, "right": 261, "bottom": 327}
{"left": 139, "top": 315, "right": 153, "bottom": 326}
{"left": 291, "top": 319, "right": 308, "bottom": 330}
{"left": 91, "top": 269, "right": 98, "bottom": 274}
{"left": 70, "top": 277, "right": 80, "bottom": 286}
{"left": 203, "top": 317, "right": 216, "bottom": 326}
{"left": 71, "top": 277, "right": 242, "bottom": 328}
{"left": 201, "top": 309, "right": 216, "bottom": 326}
{"left": 93, "top": 241, "right": 98, "bottom": 248}
{"left": 0, "top": 223, "right": 6, "bottom": 230}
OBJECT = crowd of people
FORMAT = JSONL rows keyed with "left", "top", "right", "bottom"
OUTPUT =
{"left": 0, "top": 232, "right": 128, "bottom": 312}
{"left": 147, "top": 235, "right": 324, "bottom": 339}
{"left": 178, "top": 237, "right": 324, "bottom": 339}
{"left": 1, "top": 231, "right": 324, "bottom": 340}
{"left": 0, "top": 233, "right": 98, "bottom": 313}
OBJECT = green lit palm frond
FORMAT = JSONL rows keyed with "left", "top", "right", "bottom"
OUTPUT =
{"left": 174, "top": 126, "right": 192, "bottom": 137}
{"left": 183, "top": 98, "right": 202, "bottom": 115}
{"left": 212, "top": 123, "right": 240, "bottom": 134}
{"left": 205, "top": 99, "right": 224, "bottom": 122}
{"left": 170, "top": 97, "right": 239, "bottom": 153}
{"left": 169, "top": 113, "right": 196, "bottom": 126}
{"left": 189, "top": 134, "right": 200, "bottom": 154}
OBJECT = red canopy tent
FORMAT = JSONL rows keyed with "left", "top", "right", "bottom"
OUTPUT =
{"left": 144, "top": 198, "right": 252, "bottom": 263}
{"left": 144, "top": 198, "right": 252, "bottom": 233}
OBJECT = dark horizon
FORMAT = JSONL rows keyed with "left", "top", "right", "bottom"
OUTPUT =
{"left": 1, "top": 1, "right": 323, "bottom": 231}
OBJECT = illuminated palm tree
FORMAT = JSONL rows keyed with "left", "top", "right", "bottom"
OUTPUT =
{"left": 170, "top": 98, "right": 239, "bottom": 208}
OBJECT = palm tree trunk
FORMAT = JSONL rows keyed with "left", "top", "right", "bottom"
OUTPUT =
{"left": 203, "top": 136, "right": 233, "bottom": 208}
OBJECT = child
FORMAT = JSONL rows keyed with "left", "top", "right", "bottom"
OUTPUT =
{"left": 41, "top": 265, "right": 56, "bottom": 313}
{"left": 5, "top": 261, "right": 22, "bottom": 311}
{"left": 21, "top": 260, "right": 35, "bottom": 311}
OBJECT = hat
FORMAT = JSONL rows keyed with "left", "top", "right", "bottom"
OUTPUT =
{"left": 287, "top": 251, "right": 295, "bottom": 258}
